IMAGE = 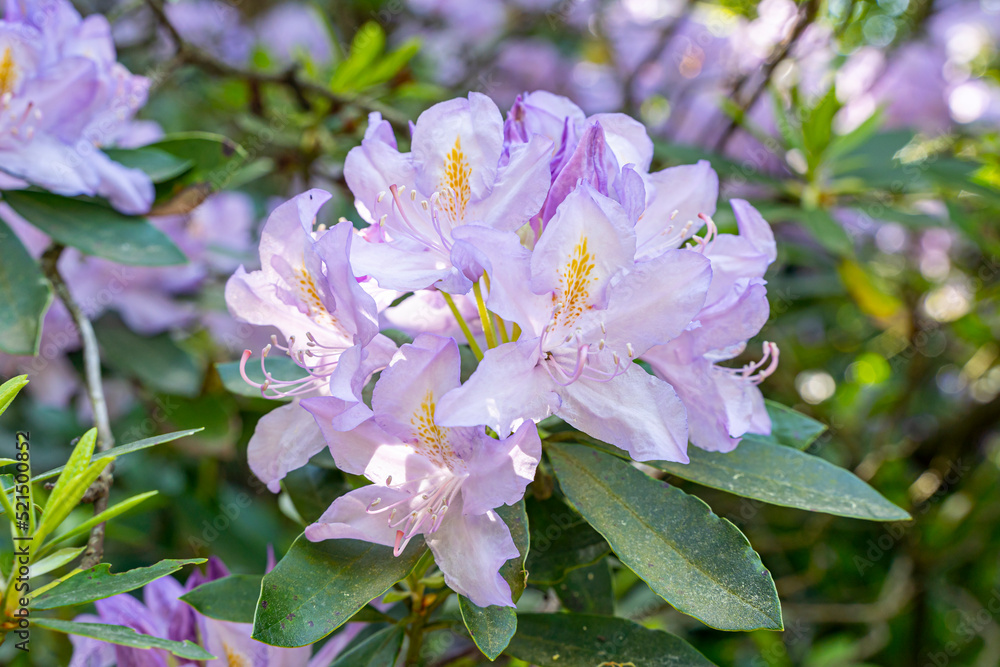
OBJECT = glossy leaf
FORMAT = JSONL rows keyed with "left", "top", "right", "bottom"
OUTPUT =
{"left": 41, "top": 490, "right": 159, "bottom": 555}
{"left": 548, "top": 444, "right": 782, "bottom": 631}
{"left": 652, "top": 441, "right": 911, "bottom": 521}
{"left": 525, "top": 494, "right": 610, "bottom": 585}
{"left": 32, "top": 558, "right": 206, "bottom": 610}
{"left": 496, "top": 500, "right": 529, "bottom": 602}
{"left": 180, "top": 573, "right": 262, "bottom": 623}
{"left": 554, "top": 560, "right": 614, "bottom": 616}
{"left": 0, "top": 216, "right": 51, "bottom": 355}
{"left": 252, "top": 535, "right": 425, "bottom": 647}
{"left": 33, "top": 618, "right": 215, "bottom": 660}
{"left": 2, "top": 190, "right": 187, "bottom": 266}
{"left": 747, "top": 400, "right": 827, "bottom": 450}
{"left": 459, "top": 597, "right": 516, "bottom": 662}
{"left": 506, "top": 613, "right": 716, "bottom": 667}
{"left": 330, "top": 624, "right": 405, "bottom": 667}
{"left": 28, "top": 547, "right": 85, "bottom": 578}
{"left": 149, "top": 132, "right": 248, "bottom": 214}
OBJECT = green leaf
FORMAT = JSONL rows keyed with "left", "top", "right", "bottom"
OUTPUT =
{"left": 799, "top": 208, "right": 854, "bottom": 257}
{"left": 102, "top": 147, "right": 194, "bottom": 183}
{"left": 32, "top": 558, "right": 206, "bottom": 610}
{"left": 750, "top": 400, "right": 827, "bottom": 450}
{"left": 284, "top": 467, "right": 354, "bottom": 525}
{"left": 149, "top": 132, "right": 248, "bottom": 213}
{"left": 496, "top": 500, "right": 529, "bottom": 602}
{"left": 548, "top": 444, "right": 782, "bottom": 631}
{"left": 554, "top": 560, "right": 614, "bottom": 615}
{"left": 2, "top": 190, "right": 187, "bottom": 266}
{"left": 330, "top": 624, "right": 405, "bottom": 667}
{"left": 31, "top": 428, "right": 203, "bottom": 484}
{"left": 217, "top": 356, "right": 306, "bottom": 399}
{"left": 358, "top": 38, "right": 420, "bottom": 89}
{"left": 43, "top": 429, "right": 97, "bottom": 519}
{"left": 459, "top": 597, "right": 517, "bottom": 661}
{"left": 96, "top": 319, "right": 203, "bottom": 397}
{"left": 252, "top": 535, "right": 426, "bottom": 647}
{"left": 506, "top": 613, "right": 716, "bottom": 667}
{"left": 28, "top": 547, "right": 85, "bottom": 578}
{"left": 0, "top": 374, "right": 29, "bottom": 417}
{"left": 525, "top": 494, "right": 610, "bottom": 586}
{"left": 652, "top": 440, "right": 910, "bottom": 521}
{"left": 35, "top": 457, "right": 111, "bottom": 545}
{"left": 42, "top": 490, "right": 159, "bottom": 554}
{"left": 33, "top": 618, "right": 215, "bottom": 661}
{"left": 0, "top": 217, "right": 52, "bottom": 355}
{"left": 180, "top": 573, "right": 262, "bottom": 623}
{"left": 330, "top": 22, "right": 386, "bottom": 93}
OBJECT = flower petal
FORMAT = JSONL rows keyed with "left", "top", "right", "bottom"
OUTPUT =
{"left": 426, "top": 502, "right": 518, "bottom": 608}
{"left": 248, "top": 401, "right": 327, "bottom": 493}
{"left": 305, "top": 485, "right": 412, "bottom": 548}
{"left": 436, "top": 340, "right": 560, "bottom": 437}
{"left": 461, "top": 421, "right": 541, "bottom": 516}
{"left": 557, "top": 364, "right": 689, "bottom": 463}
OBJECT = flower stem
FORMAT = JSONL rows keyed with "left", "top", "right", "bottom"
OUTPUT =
{"left": 472, "top": 281, "right": 497, "bottom": 350}
{"left": 441, "top": 292, "right": 483, "bottom": 360}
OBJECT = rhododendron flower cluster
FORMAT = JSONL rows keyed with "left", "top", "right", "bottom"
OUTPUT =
{"left": 226, "top": 91, "right": 780, "bottom": 608}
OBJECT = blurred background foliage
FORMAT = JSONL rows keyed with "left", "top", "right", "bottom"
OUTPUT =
{"left": 1, "top": 0, "right": 999, "bottom": 664}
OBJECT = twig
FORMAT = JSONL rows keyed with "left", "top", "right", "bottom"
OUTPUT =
{"left": 143, "top": 0, "right": 410, "bottom": 128}
{"left": 712, "top": 0, "right": 820, "bottom": 154}
{"left": 40, "top": 244, "right": 115, "bottom": 569}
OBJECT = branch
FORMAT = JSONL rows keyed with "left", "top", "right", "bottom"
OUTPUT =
{"left": 712, "top": 0, "right": 820, "bottom": 153}
{"left": 39, "top": 244, "right": 115, "bottom": 569}
{"left": 143, "top": 0, "right": 410, "bottom": 128}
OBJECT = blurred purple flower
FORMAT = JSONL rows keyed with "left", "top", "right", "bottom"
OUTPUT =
{"left": 0, "top": 0, "right": 153, "bottom": 213}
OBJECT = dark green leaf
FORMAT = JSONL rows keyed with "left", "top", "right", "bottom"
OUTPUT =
{"left": 2, "top": 190, "right": 186, "bottom": 266}
{"left": 149, "top": 132, "right": 247, "bottom": 209}
{"left": 798, "top": 208, "right": 854, "bottom": 257}
{"left": 96, "top": 319, "right": 203, "bottom": 396}
{"left": 548, "top": 444, "right": 782, "bottom": 631}
{"left": 285, "top": 466, "right": 354, "bottom": 524}
{"left": 554, "top": 560, "right": 614, "bottom": 615}
{"left": 253, "top": 535, "right": 425, "bottom": 647}
{"left": 33, "top": 618, "right": 215, "bottom": 660}
{"left": 652, "top": 440, "right": 911, "bottom": 521}
{"left": 507, "top": 613, "right": 716, "bottom": 667}
{"left": 102, "top": 147, "right": 194, "bottom": 183}
{"left": 747, "top": 400, "right": 827, "bottom": 450}
{"left": 180, "top": 574, "right": 262, "bottom": 623}
{"left": 32, "top": 559, "right": 206, "bottom": 610}
{"left": 330, "top": 624, "right": 405, "bottom": 667}
{"left": 0, "top": 217, "right": 51, "bottom": 355}
{"left": 496, "top": 500, "right": 529, "bottom": 602}
{"left": 525, "top": 494, "right": 610, "bottom": 585}
{"left": 459, "top": 597, "right": 517, "bottom": 661}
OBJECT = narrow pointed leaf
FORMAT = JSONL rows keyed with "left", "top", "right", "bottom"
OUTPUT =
{"left": 44, "top": 429, "right": 97, "bottom": 516}
{"left": 31, "top": 428, "right": 203, "bottom": 483}
{"left": 252, "top": 535, "right": 426, "bottom": 647}
{"left": 507, "top": 613, "right": 716, "bottom": 667}
{"left": 548, "top": 444, "right": 782, "bottom": 631}
{"left": 33, "top": 618, "right": 214, "bottom": 660}
{"left": 101, "top": 147, "right": 194, "bottom": 182}
{"left": 750, "top": 400, "right": 827, "bottom": 450}
{"left": 652, "top": 440, "right": 911, "bottom": 521}
{"left": 36, "top": 458, "right": 112, "bottom": 544}
{"left": 42, "top": 491, "right": 159, "bottom": 553}
{"left": 32, "top": 558, "right": 205, "bottom": 609}
{"left": 28, "top": 547, "right": 86, "bottom": 578}
{"left": 554, "top": 560, "right": 614, "bottom": 615}
{"left": 0, "top": 375, "right": 29, "bottom": 417}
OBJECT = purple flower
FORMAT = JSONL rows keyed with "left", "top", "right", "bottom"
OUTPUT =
{"left": 254, "top": 3, "right": 334, "bottom": 67}
{"left": 435, "top": 184, "right": 712, "bottom": 463}
{"left": 304, "top": 334, "right": 541, "bottom": 608}
{"left": 225, "top": 190, "right": 398, "bottom": 491}
{"left": 69, "top": 557, "right": 350, "bottom": 667}
{"left": 345, "top": 96, "right": 553, "bottom": 293}
{"left": 0, "top": 0, "right": 153, "bottom": 213}
{"left": 643, "top": 199, "right": 779, "bottom": 452}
